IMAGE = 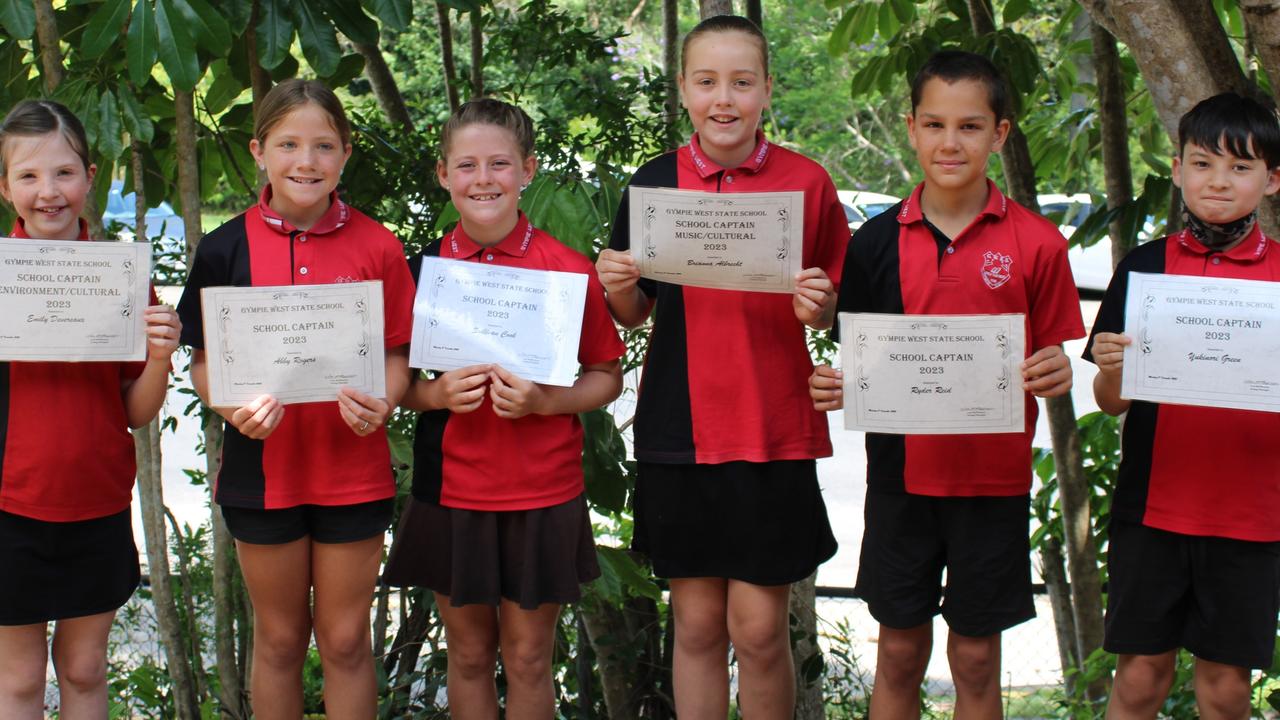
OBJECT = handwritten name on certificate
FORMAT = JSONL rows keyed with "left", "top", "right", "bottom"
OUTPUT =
{"left": 201, "top": 282, "right": 386, "bottom": 407}
{"left": 1121, "top": 272, "right": 1280, "bottom": 412}
{"left": 841, "top": 313, "right": 1026, "bottom": 434}
{"left": 628, "top": 186, "right": 803, "bottom": 293}
{"left": 0, "top": 237, "right": 151, "bottom": 361}
{"left": 410, "top": 257, "right": 587, "bottom": 387}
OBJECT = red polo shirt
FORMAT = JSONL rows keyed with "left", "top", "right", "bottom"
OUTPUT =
{"left": 838, "top": 181, "right": 1085, "bottom": 496}
{"left": 1085, "top": 227, "right": 1280, "bottom": 541}
{"left": 409, "top": 214, "right": 625, "bottom": 511}
{"left": 177, "top": 188, "right": 415, "bottom": 509}
{"left": 609, "top": 133, "right": 849, "bottom": 464}
{"left": 0, "top": 219, "right": 148, "bottom": 521}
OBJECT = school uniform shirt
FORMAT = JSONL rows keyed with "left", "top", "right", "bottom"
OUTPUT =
{"left": 609, "top": 133, "right": 849, "bottom": 465}
{"left": 410, "top": 214, "right": 625, "bottom": 511}
{"left": 1084, "top": 226, "right": 1280, "bottom": 542}
{"left": 177, "top": 187, "right": 415, "bottom": 509}
{"left": 839, "top": 181, "right": 1085, "bottom": 497}
{"left": 0, "top": 219, "right": 147, "bottom": 522}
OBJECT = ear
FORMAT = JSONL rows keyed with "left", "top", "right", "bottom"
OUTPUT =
{"left": 86, "top": 163, "right": 97, "bottom": 185}
{"left": 436, "top": 158, "right": 450, "bottom": 191}
{"left": 677, "top": 73, "right": 687, "bottom": 108}
{"left": 341, "top": 143, "right": 352, "bottom": 166}
{"left": 990, "top": 118, "right": 1011, "bottom": 153}
{"left": 763, "top": 74, "right": 774, "bottom": 110}
{"left": 521, "top": 154, "right": 537, "bottom": 187}
{"left": 249, "top": 138, "right": 264, "bottom": 168}
{"left": 0, "top": 176, "right": 10, "bottom": 205}
{"left": 1265, "top": 166, "right": 1280, "bottom": 196}
{"left": 905, "top": 112, "right": 918, "bottom": 151}
{"left": 1171, "top": 155, "right": 1183, "bottom": 189}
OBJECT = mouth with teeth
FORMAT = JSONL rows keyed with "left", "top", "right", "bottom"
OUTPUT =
{"left": 288, "top": 176, "right": 324, "bottom": 185}
{"left": 469, "top": 193, "right": 502, "bottom": 201}
{"left": 35, "top": 206, "right": 66, "bottom": 215}
{"left": 709, "top": 115, "right": 738, "bottom": 125}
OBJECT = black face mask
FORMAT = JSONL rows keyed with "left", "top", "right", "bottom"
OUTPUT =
{"left": 1182, "top": 205, "right": 1257, "bottom": 251}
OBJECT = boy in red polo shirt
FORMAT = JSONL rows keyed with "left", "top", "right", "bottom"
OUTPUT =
{"left": 810, "top": 50, "right": 1083, "bottom": 718}
{"left": 1085, "top": 93, "right": 1280, "bottom": 720}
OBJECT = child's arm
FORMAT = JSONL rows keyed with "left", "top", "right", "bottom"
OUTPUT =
{"left": 1021, "top": 344, "right": 1073, "bottom": 398}
{"left": 794, "top": 267, "right": 837, "bottom": 330}
{"left": 337, "top": 345, "right": 410, "bottom": 435}
{"left": 487, "top": 360, "right": 623, "bottom": 419}
{"left": 401, "top": 364, "right": 493, "bottom": 413}
{"left": 595, "top": 250, "right": 654, "bottom": 328}
{"left": 121, "top": 305, "right": 182, "bottom": 428}
{"left": 1089, "top": 332, "right": 1132, "bottom": 416}
{"left": 190, "top": 349, "right": 285, "bottom": 439}
{"left": 809, "top": 364, "right": 843, "bottom": 411}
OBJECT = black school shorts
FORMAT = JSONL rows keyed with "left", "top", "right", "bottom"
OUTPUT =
{"left": 855, "top": 489, "right": 1034, "bottom": 637}
{"left": 1104, "top": 517, "right": 1280, "bottom": 669}
{"left": 220, "top": 498, "right": 394, "bottom": 545}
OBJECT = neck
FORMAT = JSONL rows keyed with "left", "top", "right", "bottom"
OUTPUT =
{"left": 462, "top": 214, "right": 518, "bottom": 248}
{"left": 270, "top": 195, "right": 328, "bottom": 232}
{"left": 919, "top": 180, "right": 989, "bottom": 226}
{"left": 1183, "top": 207, "right": 1257, "bottom": 252}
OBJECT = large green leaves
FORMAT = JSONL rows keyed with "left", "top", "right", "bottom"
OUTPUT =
{"left": 320, "top": 0, "right": 378, "bottom": 46}
{"left": 291, "top": 1, "right": 341, "bottom": 77}
{"left": 0, "top": 0, "right": 34, "bottom": 39}
{"left": 127, "top": 0, "right": 159, "bottom": 87}
{"left": 83, "top": 0, "right": 132, "bottom": 58}
{"left": 256, "top": 0, "right": 294, "bottom": 70}
{"left": 97, "top": 90, "right": 124, "bottom": 160}
{"left": 173, "top": 0, "right": 232, "bottom": 54}
{"left": 117, "top": 86, "right": 155, "bottom": 143}
{"left": 155, "top": 0, "right": 201, "bottom": 91}
{"left": 364, "top": 0, "right": 412, "bottom": 31}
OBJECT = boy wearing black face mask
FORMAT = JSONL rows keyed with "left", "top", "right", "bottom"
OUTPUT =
{"left": 1085, "top": 92, "right": 1280, "bottom": 720}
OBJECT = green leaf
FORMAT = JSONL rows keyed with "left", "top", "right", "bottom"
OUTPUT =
{"left": 364, "top": 0, "right": 411, "bottom": 30}
{"left": 290, "top": 1, "right": 341, "bottom": 77}
{"left": 0, "top": 0, "right": 35, "bottom": 39}
{"left": 889, "top": 0, "right": 914, "bottom": 23}
{"left": 117, "top": 85, "right": 155, "bottom": 143}
{"left": 268, "top": 53, "right": 300, "bottom": 82}
{"left": 580, "top": 408, "right": 628, "bottom": 513}
{"left": 876, "top": 1, "right": 899, "bottom": 39}
{"left": 1140, "top": 151, "right": 1171, "bottom": 175}
{"left": 203, "top": 62, "right": 245, "bottom": 115}
{"left": 127, "top": 0, "right": 159, "bottom": 87}
{"left": 595, "top": 546, "right": 661, "bottom": 601}
{"left": 256, "top": 0, "right": 294, "bottom": 71}
{"left": 1002, "top": 0, "right": 1030, "bottom": 24}
{"left": 156, "top": 0, "right": 201, "bottom": 91}
{"left": 198, "top": 137, "right": 222, "bottom": 200}
{"left": 223, "top": 0, "right": 253, "bottom": 34}
{"left": 172, "top": 0, "right": 231, "bottom": 53}
{"left": 852, "top": 4, "right": 877, "bottom": 45}
{"left": 97, "top": 90, "right": 124, "bottom": 160}
{"left": 827, "top": 4, "right": 859, "bottom": 57}
{"left": 322, "top": 52, "right": 366, "bottom": 87}
{"left": 320, "top": 0, "right": 378, "bottom": 46}
{"left": 83, "top": 0, "right": 132, "bottom": 58}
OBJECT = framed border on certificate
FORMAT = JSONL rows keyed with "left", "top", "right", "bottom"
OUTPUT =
{"left": 841, "top": 312, "right": 1026, "bottom": 434}
{"left": 409, "top": 257, "right": 587, "bottom": 387}
{"left": 0, "top": 237, "right": 151, "bottom": 361}
{"left": 628, "top": 186, "right": 803, "bottom": 293}
{"left": 1121, "top": 271, "right": 1280, "bottom": 412}
{"left": 202, "top": 282, "right": 386, "bottom": 406}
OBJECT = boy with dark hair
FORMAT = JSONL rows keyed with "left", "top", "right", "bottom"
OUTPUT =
{"left": 1085, "top": 92, "right": 1280, "bottom": 720}
{"left": 810, "top": 50, "right": 1084, "bottom": 718}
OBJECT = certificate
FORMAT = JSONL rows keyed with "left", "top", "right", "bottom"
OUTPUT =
{"left": 0, "top": 237, "right": 151, "bottom": 361}
{"left": 201, "top": 282, "right": 386, "bottom": 406}
{"left": 1121, "top": 272, "right": 1280, "bottom": 412}
{"left": 409, "top": 257, "right": 587, "bottom": 387}
{"left": 841, "top": 313, "right": 1026, "bottom": 434}
{"left": 628, "top": 186, "right": 803, "bottom": 293}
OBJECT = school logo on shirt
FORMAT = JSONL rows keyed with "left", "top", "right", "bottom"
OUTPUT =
{"left": 981, "top": 251, "right": 1013, "bottom": 289}
{"left": 333, "top": 275, "right": 358, "bottom": 283}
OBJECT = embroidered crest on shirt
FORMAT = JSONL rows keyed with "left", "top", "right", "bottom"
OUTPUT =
{"left": 981, "top": 251, "right": 1013, "bottom": 289}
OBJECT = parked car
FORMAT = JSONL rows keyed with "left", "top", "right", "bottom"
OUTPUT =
{"left": 102, "top": 180, "right": 187, "bottom": 283}
{"left": 837, "top": 190, "right": 900, "bottom": 231}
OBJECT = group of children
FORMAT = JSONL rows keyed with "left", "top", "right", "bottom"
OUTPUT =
{"left": 0, "top": 12, "right": 1276, "bottom": 720}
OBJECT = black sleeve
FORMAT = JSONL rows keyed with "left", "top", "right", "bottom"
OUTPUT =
{"left": 1083, "top": 238, "right": 1167, "bottom": 363}
{"left": 830, "top": 203, "right": 903, "bottom": 343}
{"left": 609, "top": 154, "right": 678, "bottom": 299}
{"left": 176, "top": 215, "right": 250, "bottom": 349}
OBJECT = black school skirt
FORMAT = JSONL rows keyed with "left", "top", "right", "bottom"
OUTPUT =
{"left": 382, "top": 494, "right": 599, "bottom": 610}
{"left": 632, "top": 459, "right": 837, "bottom": 586}
{"left": 0, "top": 507, "right": 140, "bottom": 625}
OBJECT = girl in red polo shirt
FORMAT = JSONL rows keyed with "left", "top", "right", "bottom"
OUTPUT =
{"left": 177, "top": 80, "right": 414, "bottom": 718}
{"left": 595, "top": 15, "right": 846, "bottom": 718}
{"left": 383, "top": 99, "right": 624, "bottom": 719}
{"left": 0, "top": 100, "right": 180, "bottom": 716}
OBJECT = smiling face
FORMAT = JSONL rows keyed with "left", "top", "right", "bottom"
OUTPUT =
{"left": 0, "top": 132, "right": 95, "bottom": 241}
{"left": 250, "top": 102, "right": 351, "bottom": 229}
{"left": 906, "top": 77, "right": 1009, "bottom": 200}
{"left": 678, "top": 30, "right": 772, "bottom": 169}
{"left": 1173, "top": 139, "right": 1280, "bottom": 225}
{"left": 437, "top": 123, "right": 537, "bottom": 247}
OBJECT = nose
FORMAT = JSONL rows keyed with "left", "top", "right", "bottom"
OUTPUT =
{"left": 713, "top": 83, "right": 732, "bottom": 107}
{"left": 1208, "top": 166, "right": 1231, "bottom": 189}
{"left": 37, "top": 174, "right": 59, "bottom": 198}
{"left": 940, "top": 126, "right": 961, "bottom": 150}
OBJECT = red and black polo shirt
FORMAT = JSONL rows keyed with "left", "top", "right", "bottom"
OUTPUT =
{"left": 609, "top": 133, "right": 849, "bottom": 465}
{"left": 0, "top": 219, "right": 147, "bottom": 521}
{"left": 839, "top": 181, "right": 1084, "bottom": 496}
{"left": 1084, "top": 226, "right": 1280, "bottom": 541}
{"left": 409, "top": 214, "right": 625, "bottom": 511}
{"left": 177, "top": 188, "right": 415, "bottom": 510}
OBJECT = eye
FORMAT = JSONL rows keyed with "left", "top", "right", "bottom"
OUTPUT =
{"left": 280, "top": 141, "right": 296, "bottom": 150}
{"left": 1192, "top": 160, "right": 1210, "bottom": 168}
{"left": 318, "top": 143, "right": 334, "bottom": 151}
{"left": 925, "top": 121, "right": 942, "bottom": 129}
{"left": 698, "top": 78, "right": 714, "bottom": 86}
{"left": 734, "top": 79, "right": 752, "bottom": 88}
{"left": 456, "top": 161, "right": 475, "bottom": 170}
{"left": 1234, "top": 163, "right": 1253, "bottom": 172}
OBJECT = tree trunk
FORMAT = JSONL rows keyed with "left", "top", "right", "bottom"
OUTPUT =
{"left": 746, "top": 0, "right": 761, "bottom": 28}
{"left": 436, "top": 2, "right": 461, "bottom": 113}
{"left": 469, "top": 11, "right": 484, "bottom": 99}
{"left": 1242, "top": 1, "right": 1280, "bottom": 93}
{"left": 135, "top": 419, "right": 202, "bottom": 719}
{"left": 1091, "top": 21, "right": 1136, "bottom": 265}
{"left": 33, "top": 0, "right": 62, "bottom": 93}
{"left": 662, "top": 0, "right": 680, "bottom": 148}
{"left": 790, "top": 573, "right": 823, "bottom": 720}
{"left": 699, "top": 0, "right": 733, "bottom": 19}
{"left": 208, "top": 415, "right": 246, "bottom": 719}
{"left": 355, "top": 40, "right": 414, "bottom": 132}
{"left": 580, "top": 600, "right": 641, "bottom": 720}
{"left": 1039, "top": 538, "right": 1080, "bottom": 696}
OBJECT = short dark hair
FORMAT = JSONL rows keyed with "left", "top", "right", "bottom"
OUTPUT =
{"left": 1178, "top": 92, "right": 1280, "bottom": 169}
{"left": 0, "top": 99, "right": 91, "bottom": 174}
{"left": 439, "top": 98, "right": 536, "bottom": 161}
{"left": 910, "top": 50, "right": 1009, "bottom": 121}
{"left": 681, "top": 14, "right": 769, "bottom": 77}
